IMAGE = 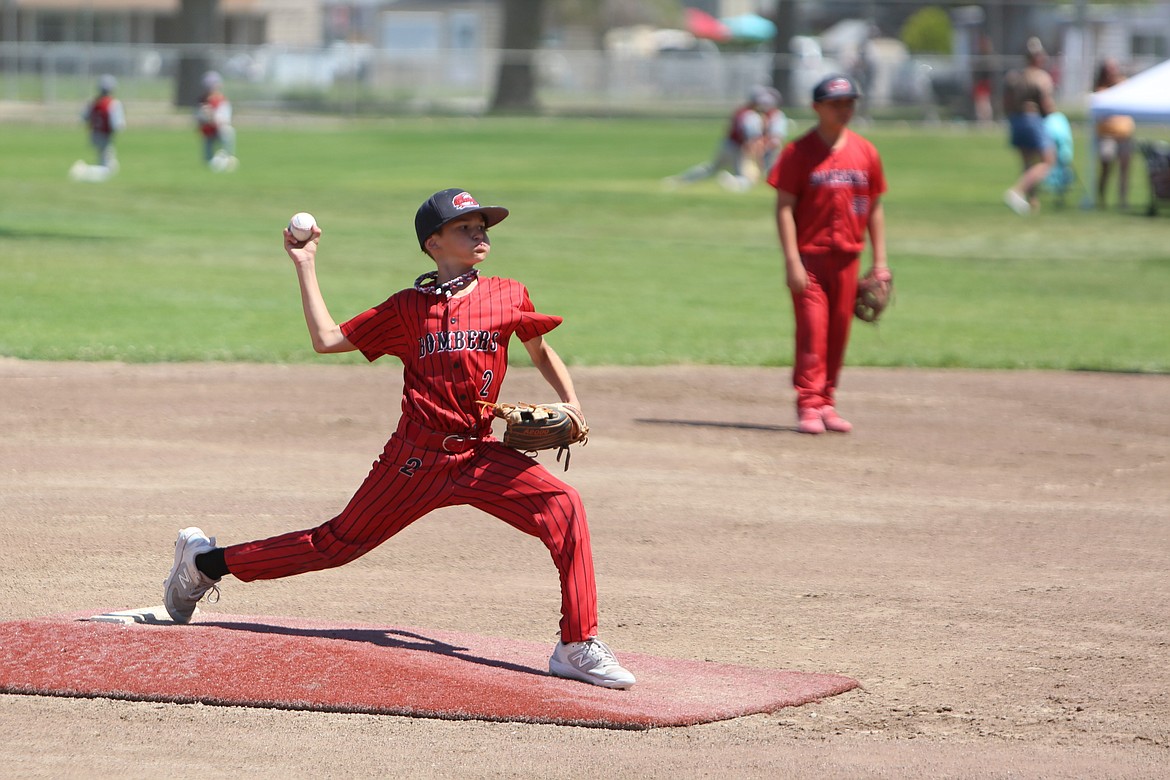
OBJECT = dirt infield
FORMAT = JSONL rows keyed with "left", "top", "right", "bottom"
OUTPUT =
{"left": 1, "top": 359, "right": 1167, "bottom": 778}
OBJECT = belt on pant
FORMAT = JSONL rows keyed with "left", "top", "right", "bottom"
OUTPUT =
{"left": 398, "top": 417, "right": 492, "bottom": 454}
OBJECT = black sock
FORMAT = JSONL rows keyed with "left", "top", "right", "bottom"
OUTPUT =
{"left": 195, "top": 548, "right": 230, "bottom": 580}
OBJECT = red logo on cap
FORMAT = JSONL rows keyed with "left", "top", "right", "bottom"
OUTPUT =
{"left": 828, "top": 78, "right": 851, "bottom": 93}
{"left": 452, "top": 192, "right": 480, "bottom": 210}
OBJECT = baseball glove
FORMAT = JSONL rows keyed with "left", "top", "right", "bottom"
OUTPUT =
{"left": 855, "top": 267, "right": 894, "bottom": 323}
{"left": 478, "top": 401, "right": 589, "bottom": 471}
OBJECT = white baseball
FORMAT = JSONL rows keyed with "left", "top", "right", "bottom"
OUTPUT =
{"left": 288, "top": 212, "right": 317, "bottom": 242}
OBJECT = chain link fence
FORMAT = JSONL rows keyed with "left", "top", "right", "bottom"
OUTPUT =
{"left": 0, "top": 38, "right": 1163, "bottom": 123}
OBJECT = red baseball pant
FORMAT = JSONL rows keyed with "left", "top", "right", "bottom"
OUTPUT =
{"left": 790, "top": 251, "right": 861, "bottom": 411}
{"left": 223, "top": 423, "right": 599, "bottom": 643}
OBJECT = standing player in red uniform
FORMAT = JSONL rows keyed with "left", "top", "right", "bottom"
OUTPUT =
{"left": 196, "top": 71, "right": 237, "bottom": 171}
{"left": 163, "top": 188, "right": 636, "bottom": 689}
{"left": 766, "top": 75, "right": 889, "bottom": 435}
{"left": 71, "top": 74, "right": 126, "bottom": 181}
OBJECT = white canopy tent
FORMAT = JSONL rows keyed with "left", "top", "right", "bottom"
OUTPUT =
{"left": 1085, "top": 58, "right": 1170, "bottom": 207}
{"left": 1090, "top": 58, "right": 1170, "bottom": 124}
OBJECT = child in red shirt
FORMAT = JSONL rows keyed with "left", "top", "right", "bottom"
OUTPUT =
{"left": 81, "top": 74, "right": 125, "bottom": 170}
{"left": 162, "top": 189, "right": 635, "bottom": 690}
{"left": 767, "top": 75, "right": 889, "bottom": 434}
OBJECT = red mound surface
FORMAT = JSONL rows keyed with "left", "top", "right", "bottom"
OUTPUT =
{"left": 0, "top": 609, "right": 858, "bottom": 729}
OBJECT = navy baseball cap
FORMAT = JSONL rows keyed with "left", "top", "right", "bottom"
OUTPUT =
{"left": 415, "top": 188, "right": 509, "bottom": 250}
{"left": 813, "top": 74, "right": 861, "bottom": 102}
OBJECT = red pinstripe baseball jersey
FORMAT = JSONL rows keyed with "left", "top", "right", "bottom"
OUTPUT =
{"left": 340, "top": 277, "right": 562, "bottom": 432}
{"left": 225, "top": 275, "right": 597, "bottom": 641}
{"left": 767, "top": 128, "right": 886, "bottom": 256}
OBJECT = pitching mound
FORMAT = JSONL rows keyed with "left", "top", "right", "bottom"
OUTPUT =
{"left": 0, "top": 609, "right": 858, "bottom": 730}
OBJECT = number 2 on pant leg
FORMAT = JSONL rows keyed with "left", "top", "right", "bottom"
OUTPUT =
{"left": 399, "top": 457, "right": 422, "bottom": 478}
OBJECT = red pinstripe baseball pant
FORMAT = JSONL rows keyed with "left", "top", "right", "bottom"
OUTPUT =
{"left": 790, "top": 251, "right": 861, "bottom": 411}
{"left": 223, "top": 423, "right": 599, "bottom": 642}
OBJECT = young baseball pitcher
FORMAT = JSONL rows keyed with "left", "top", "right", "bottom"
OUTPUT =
{"left": 163, "top": 188, "right": 635, "bottom": 689}
{"left": 767, "top": 75, "right": 889, "bottom": 434}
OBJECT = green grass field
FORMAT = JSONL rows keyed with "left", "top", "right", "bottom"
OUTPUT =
{"left": 2, "top": 116, "right": 1168, "bottom": 372}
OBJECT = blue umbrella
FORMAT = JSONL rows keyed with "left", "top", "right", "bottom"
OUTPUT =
{"left": 721, "top": 14, "right": 777, "bottom": 42}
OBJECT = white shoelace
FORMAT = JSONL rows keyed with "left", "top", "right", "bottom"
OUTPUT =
{"left": 200, "top": 583, "right": 221, "bottom": 604}
{"left": 571, "top": 638, "right": 619, "bottom": 668}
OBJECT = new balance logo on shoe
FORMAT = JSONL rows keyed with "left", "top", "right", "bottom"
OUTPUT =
{"left": 549, "top": 637, "right": 635, "bottom": 689}
{"left": 163, "top": 527, "right": 220, "bottom": 624}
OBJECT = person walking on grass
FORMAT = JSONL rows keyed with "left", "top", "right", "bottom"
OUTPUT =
{"left": 162, "top": 188, "right": 636, "bottom": 690}
{"left": 1002, "top": 37, "right": 1057, "bottom": 215}
{"left": 767, "top": 75, "right": 889, "bottom": 435}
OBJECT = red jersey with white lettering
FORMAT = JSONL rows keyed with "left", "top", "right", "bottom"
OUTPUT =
{"left": 767, "top": 128, "right": 886, "bottom": 256}
{"left": 340, "top": 276, "right": 561, "bottom": 433}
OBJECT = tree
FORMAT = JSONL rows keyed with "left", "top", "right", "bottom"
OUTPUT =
{"left": 490, "top": 0, "right": 683, "bottom": 113}
{"left": 174, "top": 0, "right": 218, "bottom": 108}
{"left": 901, "top": 6, "right": 953, "bottom": 55}
{"left": 770, "top": 0, "right": 799, "bottom": 106}
{"left": 490, "top": 0, "right": 546, "bottom": 113}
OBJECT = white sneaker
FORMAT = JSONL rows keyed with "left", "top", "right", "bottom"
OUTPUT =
{"left": 163, "top": 527, "right": 220, "bottom": 624}
{"left": 1003, "top": 189, "right": 1031, "bottom": 216}
{"left": 549, "top": 637, "right": 636, "bottom": 689}
{"left": 718, "top": 170, "right": 750, "bottom": 193}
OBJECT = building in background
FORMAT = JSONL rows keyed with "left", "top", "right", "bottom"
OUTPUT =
{"left": 0, "top": 0, "right": 320, "bottom": 47}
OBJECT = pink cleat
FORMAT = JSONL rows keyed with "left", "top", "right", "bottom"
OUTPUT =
{"left": 821, "top": 406, "right": 853, "bottom": 433}
{"left": 798, "top": 407, "right": 826, "bottom": 435}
